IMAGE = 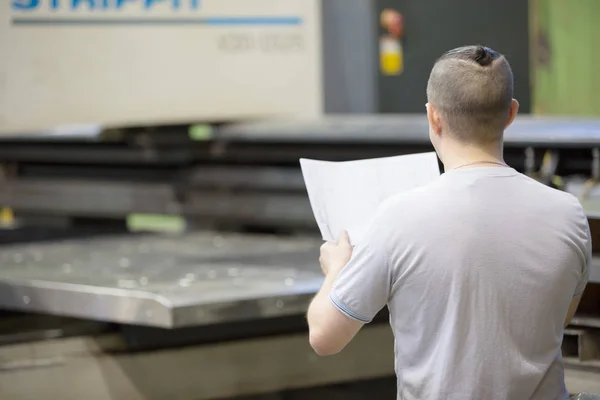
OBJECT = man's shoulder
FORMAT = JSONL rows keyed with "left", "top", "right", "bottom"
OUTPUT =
{"left": 552, "top": 189, "right": 586, "bottom": 214}
{"left": 508, "top": 172, "right": 585, "bottom": 213}
{"left": 509, "top": 176, "right": 589, "bottom": 247}
{"left": 529, "top": 177, "right": 586, "bottom": 215}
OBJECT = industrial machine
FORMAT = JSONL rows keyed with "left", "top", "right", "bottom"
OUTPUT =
{"left": 0, "top": 116, "right": 599, "bottom": 399}
{"left": 2, "top": 0, "right": 533, "bottom": 134}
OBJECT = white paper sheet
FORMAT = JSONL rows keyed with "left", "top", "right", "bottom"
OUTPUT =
{"left": 300, "top": 152, "right": 441, "bottom": 244}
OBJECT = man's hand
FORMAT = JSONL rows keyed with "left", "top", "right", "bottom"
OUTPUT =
{"left": 309, "top": 230, "right": 362, "bottom": 356}
{"left": 319, "top": 231, "right": 353, "bottom": 276}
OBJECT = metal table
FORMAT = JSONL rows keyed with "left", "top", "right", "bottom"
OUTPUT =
{"left": 0, "top": 232, "right": 323, "bottom": 328}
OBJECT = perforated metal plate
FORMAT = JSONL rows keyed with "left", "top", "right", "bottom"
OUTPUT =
{"left": 0, "top": 232, "right": 323, "bottom": 328}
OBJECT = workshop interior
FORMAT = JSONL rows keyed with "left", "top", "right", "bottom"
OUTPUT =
{"left": 1, "top": 0, "right": 600, "bottom": 399}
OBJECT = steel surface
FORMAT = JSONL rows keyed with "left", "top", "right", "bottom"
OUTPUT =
{"left": 0, "top": 232, "right": 323, "bottom": 328}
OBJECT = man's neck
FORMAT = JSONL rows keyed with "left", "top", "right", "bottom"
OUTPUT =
{"left": 441, "top": 140, "right": 505, "bottom": 172}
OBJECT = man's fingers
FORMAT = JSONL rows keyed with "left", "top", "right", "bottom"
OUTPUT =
{"left": 337, "top": 230, "right": 351, "bottom": 246}
{"left": 320, "top": 241, "right": 335, "bottom": 250}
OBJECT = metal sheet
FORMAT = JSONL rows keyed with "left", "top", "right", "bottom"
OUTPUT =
{"left": 216, "top": 114, "right": 600, "bottom": 146}
{"left": 0, "top": 180, "right": 178, "bottom": 217}
{"left": 0, "top": 144, "right": 193, "bottom": 165}
{"left": 0, "top": 179, "right": 315, "bottom": 226}
{"left": 0, "top": 233, "right": 323, "bottom": 328}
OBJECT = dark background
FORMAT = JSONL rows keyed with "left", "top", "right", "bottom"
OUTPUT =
{"left": 375, "top": 0, "right": 531, "bottom": 114}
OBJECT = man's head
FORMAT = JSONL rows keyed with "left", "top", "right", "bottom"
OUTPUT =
{"left": 426, "top": 45, "right": 519, "bottom": 156}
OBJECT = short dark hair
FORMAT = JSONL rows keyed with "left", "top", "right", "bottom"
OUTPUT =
{"left": 426, "top": 45, "right": 514, "bottom": 143}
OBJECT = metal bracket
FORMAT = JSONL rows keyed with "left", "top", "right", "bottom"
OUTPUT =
{"left": 539, "top": 149, "right": 562, "bottom": 188}
{"left": 525, "top": 148, "right": 563, "bottom": 189}
{"left": 581, "top": 148, "right": 600, "bottom": 200}
{"left": 524, "top": 147, "right": 536, "bottom": 176}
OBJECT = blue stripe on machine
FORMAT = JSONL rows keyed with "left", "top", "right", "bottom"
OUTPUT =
{"left": 11, "top": 16, "right": 303, "bottom": 26}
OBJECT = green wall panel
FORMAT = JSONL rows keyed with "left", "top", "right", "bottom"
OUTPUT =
{"left": 530, "top": 0, "right": 600, "bottom": 116}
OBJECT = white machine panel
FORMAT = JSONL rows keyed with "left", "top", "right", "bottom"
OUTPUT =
{"left": 0, "top": 0, "right": 323, "bottom": 134}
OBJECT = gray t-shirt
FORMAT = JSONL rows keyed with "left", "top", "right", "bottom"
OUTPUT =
{"left": 329, "top": 166, "right": 591, "bottom": 400}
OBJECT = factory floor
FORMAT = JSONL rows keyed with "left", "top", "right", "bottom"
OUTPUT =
{"left": 566, "top": 367, "right": 600, "bottom": 394}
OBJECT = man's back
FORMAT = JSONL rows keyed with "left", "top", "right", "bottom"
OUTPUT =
{"left": 380, "top": 167, "right": 591, "bottom": 399}
{"left": 306, "top": 45, "right": 592, "bottom": 400}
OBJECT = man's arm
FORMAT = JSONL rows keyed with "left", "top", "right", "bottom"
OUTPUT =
{"left": 307, "top": 271, "right": 364, "bottom": 356}
{"left": 565, "top": 210, "right": 591, "bottom": 328}
{"left": 307, "top": 223, "right": 392, "bottom": 356}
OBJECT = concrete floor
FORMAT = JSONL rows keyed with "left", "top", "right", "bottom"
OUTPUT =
{"left": 566, "top": 368, "right": 600, "bottom": 394}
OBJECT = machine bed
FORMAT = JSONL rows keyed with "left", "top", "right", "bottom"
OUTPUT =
{"left": 0, "top": 232, "right": 322, "bottom": 328}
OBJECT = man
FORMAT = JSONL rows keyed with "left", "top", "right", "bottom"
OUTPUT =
{"left": 306, "top": 45, "right": 591, "bottom": 400}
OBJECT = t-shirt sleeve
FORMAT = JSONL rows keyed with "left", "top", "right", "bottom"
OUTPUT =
{"left": 574, "top": 216, "right": 592, "bottom": 297}
{"left": 329, "top": 215, "right": 392, "bottom": 323}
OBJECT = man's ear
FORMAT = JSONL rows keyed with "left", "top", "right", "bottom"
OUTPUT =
{"left": 426, "top": 103, "right": 443, "bottom": 136}
{"left": 504, "top": 99, "right": 519, "bottom": 129}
